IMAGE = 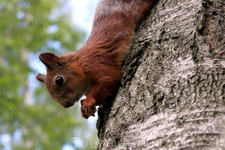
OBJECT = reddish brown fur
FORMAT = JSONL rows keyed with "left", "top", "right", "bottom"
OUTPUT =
{"left": 36, "top": 0, "right": 158, "bottom": 119}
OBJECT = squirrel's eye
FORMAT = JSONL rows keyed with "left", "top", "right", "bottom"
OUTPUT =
{"left": 55, "top": 76, "right": 64, "bottom": 86}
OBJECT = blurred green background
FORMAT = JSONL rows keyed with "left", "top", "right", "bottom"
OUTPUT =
{"left": 0, "top": 0, "right": 98, "bottom": 149}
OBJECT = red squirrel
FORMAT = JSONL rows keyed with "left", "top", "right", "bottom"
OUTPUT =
{"left": 36, "top": 0, "right": 158, "bottom": 119}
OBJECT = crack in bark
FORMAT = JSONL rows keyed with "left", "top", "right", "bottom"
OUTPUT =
{"left": 198, "top": 0, "right": 225, "bottom": 58}
{"left": 198, "top": 0, "right": 213, "bottom": 36}
{"left": 121, "top": 41, "right": 149, "bottom": 86}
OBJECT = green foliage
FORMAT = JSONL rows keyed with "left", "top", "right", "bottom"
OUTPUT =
{"left": 0, "top": 0, "right": 97, "bottom": 149}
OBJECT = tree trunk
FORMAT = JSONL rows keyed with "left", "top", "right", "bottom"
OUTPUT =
{"left": 97, "top": 0, "right": 225, "bottom": 149}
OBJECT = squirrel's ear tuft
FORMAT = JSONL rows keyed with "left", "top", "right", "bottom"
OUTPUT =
{"left": 39, "top": 52, "right": 59, "bottom": 69}
{"left": 36, "top": 74, "right": 46, "bottom": 83}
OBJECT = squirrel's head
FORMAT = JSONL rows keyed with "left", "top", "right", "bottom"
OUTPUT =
{"left": 36, "top": 52, "right": 91, "bottom": 108}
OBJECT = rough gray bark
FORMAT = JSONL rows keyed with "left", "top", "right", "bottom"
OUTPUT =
{"left": 97, "top": 0, "right": 225, "bottom": 149}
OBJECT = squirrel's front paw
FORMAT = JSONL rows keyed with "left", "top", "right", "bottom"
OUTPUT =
{"left": 80, "top": 105, "right": 90, "bottom": 119}
{"left": 80, "top": 99, "right": 96, "bottom": 118}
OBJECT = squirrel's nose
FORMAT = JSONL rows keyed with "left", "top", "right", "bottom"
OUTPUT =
{"left": 64, "top": 101, "right": 73, "bottom": 108}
